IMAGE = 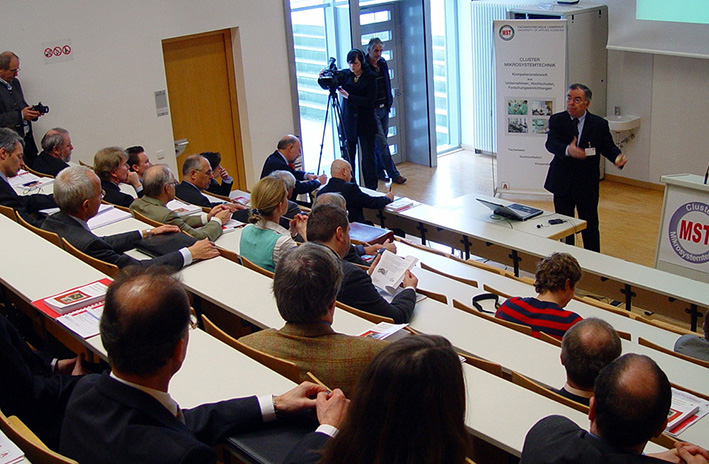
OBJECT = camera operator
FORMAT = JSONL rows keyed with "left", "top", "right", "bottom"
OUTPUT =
{"left": 0, "top": 52, "right": 44, "bottom": 168}
{"left": 321, "top": 49, "right": 378, "bottom": 190}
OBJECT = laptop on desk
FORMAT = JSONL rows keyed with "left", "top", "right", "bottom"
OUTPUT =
{"left": 476, "top": 198, "right": 543, "bottom": 221}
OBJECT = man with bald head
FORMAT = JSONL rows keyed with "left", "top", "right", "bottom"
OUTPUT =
{"left": 556, "top": 317, "right": 622, "bottom": 406}
{"left": 0, "top": 52, "right": 41, "bottom": 167}
{"left": 130, "top": 164, "right": 231, "bottom": 241}
{"left": 521, "top": 354, "right": 709, "bottom": 463}
{"left": 60, "top": 266, "right": 337, "bottom": 464}
{"left": 42, "top": 166, "right": 218, "bottom": 269}
{"left": 318, "top": 159, "right": 393, "bottom": 223}
{"left": 33, "top": 128, "right": 73, "bottom": 177}
{"left": 260, "top": 135, "right": 326, "bottom": 199}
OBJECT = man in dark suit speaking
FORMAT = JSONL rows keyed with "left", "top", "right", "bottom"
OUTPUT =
{"left": 544, "top": 83, "right": 627, "bottom": 252}
{"left": 60, "top": 267, "right": 347, "bottom": 464}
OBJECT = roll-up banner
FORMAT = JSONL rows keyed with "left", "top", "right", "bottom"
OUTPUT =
{"left": 494, "top": 19, "right": 566, "bottom": 196}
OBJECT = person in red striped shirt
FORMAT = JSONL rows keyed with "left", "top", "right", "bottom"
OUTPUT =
{"left": 495, "top": 252, "right": 583, "bottom": 340}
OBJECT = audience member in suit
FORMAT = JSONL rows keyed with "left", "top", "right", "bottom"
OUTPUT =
{"left": 126, "top": 145, "right": 152, "bottom": 180}
{"left": 42, "top": 166, "right": 218, "bottom": 269}
{"left": 201, "top": 151, "right": 233, "bottom": 196}
{"left": 285, "top": 335, "right": 470, "bottom": 464}
{"left": 268, "top": 170, "right": 304, "bottom": 220}
{"left": 544, "top": 84, "right": 627, "bottom": 252}
{"left": 0, "top": 127, "right": 56, "bottom": 227}
{"left": 0, "top": 52, "right": 41, "bottom": 167}
{"left": 60, "top": 266, "right": 346, "bottom": 464}
{"left": 521, "top": 354, "right": 708, "bottom": 464}
{"left": 0, "top": 314, "right": 85, "bottom": 450}
{"left": 496, "top": 252, "right": 583, "bottom": 340}
{"left": 306, "top": 204, "right": 417, "bottom": 323}
{"left": 175, "top": 154, "right": 249, "bottom": 222}
{"left": 555, "top": 317, "right": 622, "bottom": 406}
{"left": 312, "top": 192, "right": 395, "bottom": 266}
{"left": 240, "top": 243, "right": 385, "bottom": 395}
{"left": 240, "top": 176, "right": 307, "bottom": 272}
{"left": 674, "top": 308, "right": 709, "bottom": 362}
{"left": 260, "top": 134, "right": 326, "bottom": 199}
{"left": 131, "top": 164, "right": 230, "bottom": 241}
{"left": 32, "top": 128, "right": 72, "bottom": 177}
{"left": 318, "top": 159, "right": 393, "bottom": 223}
{"left": 94, "top": 146, "right": 144, "bottom": 207}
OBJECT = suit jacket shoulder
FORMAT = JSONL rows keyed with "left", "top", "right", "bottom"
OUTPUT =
{"left": 131, "top": 196, "right": 222, "bottom": 241}
{"left": 102, "top": 180, "right": 135, "bottom": 208}
{"left": 520, "top": 415, "right": 667, "bottom": 464}
{"left": 319, "top": 178, "right": 391, "bottom": 223}
{"left": 33, "top": 152, "right": 69, "bottom": 178}
{"left": 0, "top": 177, "right": 55, "bottom": 227}
{"left": 175, "top": 181, "right": 211, "bottom": 208}
{"left": 60, "top": 373, "right": 263, "bottom": 464}
{"left": 42, "top": 211, "right": 183, "bottom": 269}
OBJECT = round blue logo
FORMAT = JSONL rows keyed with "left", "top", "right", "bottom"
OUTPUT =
{"left": 667, "top": 202, "right": 709, "bottom": 264}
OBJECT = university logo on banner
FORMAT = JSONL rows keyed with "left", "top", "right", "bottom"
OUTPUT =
{"left": 667, "top": 202, "right": 709, "bottom": 264}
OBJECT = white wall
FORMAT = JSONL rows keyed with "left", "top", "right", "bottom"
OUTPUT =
{"left": 605, "top": 39, "right": 709, "bottom": 185}
{"left": 5, "top": 0, "right": 294, "bottom": 187}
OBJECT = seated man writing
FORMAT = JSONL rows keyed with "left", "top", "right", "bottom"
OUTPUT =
{"left": 130, "top": 164, "right": 231, "bottom": 241}
{"left": 496, "top": 252, "right": 582, "bottom": 340}
{"left": 43, "top": 166, "right": 218, "bottom": 269}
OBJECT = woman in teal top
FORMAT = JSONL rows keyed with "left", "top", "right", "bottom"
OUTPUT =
{"left": 240, "top": 176, "right": 307, "bottom": 272}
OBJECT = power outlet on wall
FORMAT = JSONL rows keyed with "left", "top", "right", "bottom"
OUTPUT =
{"left": 156, "top": 149, "right": 165, "bottom": 160}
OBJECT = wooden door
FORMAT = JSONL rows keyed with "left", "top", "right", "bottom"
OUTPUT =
{"left": 162, "top": 30, "right": 245, "bottom": 189}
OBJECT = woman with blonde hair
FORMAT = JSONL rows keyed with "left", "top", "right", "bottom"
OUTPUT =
{"left": 239, "top": 176, "right": 307, "bottom": 271}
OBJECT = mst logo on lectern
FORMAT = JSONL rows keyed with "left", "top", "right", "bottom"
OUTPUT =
{"left": 499, "top": 25, "right": 515, "bottom": 41}
{"left": 668, "top": 202, "right": 709, "bottom": 264}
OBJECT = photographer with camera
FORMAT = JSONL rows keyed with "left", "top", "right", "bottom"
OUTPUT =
{"left": 0, "top": 52, "right": 46, "bottom": 168}
{"left": 320, "top": 50, "right": 378, "bottom": 190}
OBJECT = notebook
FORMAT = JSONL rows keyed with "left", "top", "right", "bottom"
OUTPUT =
{"left": 476, "top": 198, "right": 543, "bottom": 221}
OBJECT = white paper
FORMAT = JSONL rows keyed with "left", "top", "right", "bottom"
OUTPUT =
{"left": 44, "top": 281, "right": 108, "bottom": 314}
{"left": 56, "top": 302, "right": 104, "bottom": 339}
{"left": 370, "top": 251, "right": 418, "bottom": 294}
{"left": 166, "top": 199, "right": 202, "bottom": 217}
{"left": 88, "top": 204, "right": 132, "bottom": 230}
{"left": 666, "top": 388, "right": 709, "bottom": 437}
{"left": 358, "top": 322, "right": 409, "bottom": 341}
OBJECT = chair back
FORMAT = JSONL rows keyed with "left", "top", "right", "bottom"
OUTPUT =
{"left": 217, "top": 246, "right": 240, "bottom": 264}
{"left": 510, "top": 371, "right": 589, "bottom": 414}
{"left": 420, "top": 261, "right": 478, "bottom": 288}
{"left": 241, "top": 256, "right": 275, "bottom": 278}
{"left": 639, "top": 337, "right": 709, "bottom": 369}
{"left": 616, "top": 329, "right": 631, "bottom": 341}
{"left": 24, "top": 165, "right": 54, "bottom": 178}
{"left": 458, "top": 352, "right": 504, "bottom": 378}
{"left": 202, "top": 315, "right": 301, "bottom": 383}
{"left": 335, "top": 300, "right": 395, "bottom": 324}
{"left": 573, "top": 296, "right": 630, "bottom": 318}
{"left": 415, "top": 287, "right": 448, "bottom": 304}
{"left": 651, "top": 432, "right": 677, "bottom": 450}
{"left": 16, "top": 213, "right": 63, "bottom": 248}
{"left": 538, "top": 331, "right": 562, "bottom": 347}
{"left": 61, "top": 237, "right": 120, "bottom": 277}
{"left": 394, "top": 236, "right": 452, "bottom": 258}
{"left": 0, "top": 411, "right": 79, "bottom": 464}
{"left": 0, "top": 204, "right": 17, "bottom": 221}
{"left": 104, "top": 201, "right": 130, "bottom": 213}
{"left": 131, "top": 209, "right": 166, "bottom": 228}
{"left": 482, "top": 284, "right": 512, "bottom": 300}
{"left": 635, "top": 315, "right": 694, "bottom": 336}
{"left": 452, "top": 298, "right": 534, "bottom": 337}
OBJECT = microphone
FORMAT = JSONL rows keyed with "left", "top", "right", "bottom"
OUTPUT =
{"left": 704, "top": 164, "right": 709, "bottom": 185}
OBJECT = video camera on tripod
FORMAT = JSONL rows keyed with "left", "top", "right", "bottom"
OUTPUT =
{"left": 317, "top": 58, "right": 347, "bottom": 91}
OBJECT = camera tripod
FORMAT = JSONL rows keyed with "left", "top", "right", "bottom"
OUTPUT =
{"left": 316, "top": 86, "right": 351, "bottom": 175}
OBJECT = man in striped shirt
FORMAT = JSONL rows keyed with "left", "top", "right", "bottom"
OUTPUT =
{"left": 496, "top": 252, "right": 582, "bottom": 340}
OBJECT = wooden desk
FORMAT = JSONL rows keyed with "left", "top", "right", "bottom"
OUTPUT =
{"left": 361, "top": 190, "right": 709, "bottom": 329}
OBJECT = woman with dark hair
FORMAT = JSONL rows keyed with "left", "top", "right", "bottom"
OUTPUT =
{"left": 286, "top": 334, "right": 470, "bottom": 464}
{"left": 337, "top": 48, "right": 378, "bottom": 190}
